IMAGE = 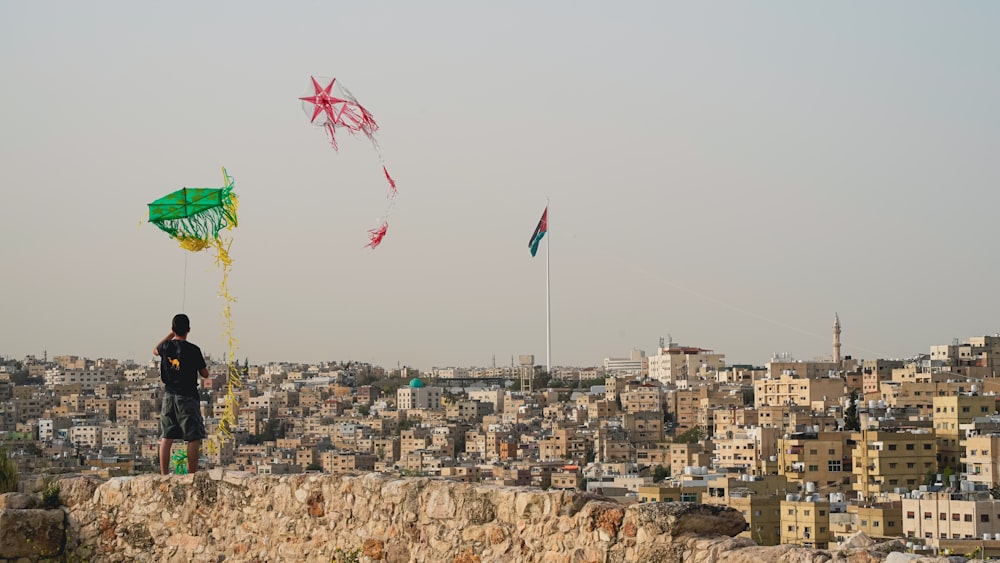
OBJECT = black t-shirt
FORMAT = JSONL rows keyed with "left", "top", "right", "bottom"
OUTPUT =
{"left": 158, "top": 339, "right": 207, "bottom": 398}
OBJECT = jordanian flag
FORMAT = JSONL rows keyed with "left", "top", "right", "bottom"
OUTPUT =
{"left": 528, "top": 206, "right": 548, "bottom": 257}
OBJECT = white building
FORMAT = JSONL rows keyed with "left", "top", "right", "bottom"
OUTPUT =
{"left": 397, "top": 378, "right": 442, "bottom": 410}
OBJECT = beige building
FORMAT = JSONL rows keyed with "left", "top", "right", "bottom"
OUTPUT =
{"left": 933, "top": 394, "right": 998, "bottom": 470}
{"left": 778, "top": 431, "right": 852, "bottom": 492}
{"left": 713, "top": 426, "right": 779, "bottom": 475}
{"left": 903, "top": 490, "right": 1000, "bottom": 549}
{"left": 780, "top": 496, "right": 832, "bottom": 549}
{"left": 861, "top": 360, "right": 905, "bottom": 396}
{"left": 668, "top": 442, "right": 712, "bottom": 478}
{"left": 852, "top": 429, "right": 937, "bottom": 500}
{"left": 963, "top": 434, "right": 1000, "bottom": 488}
{"left": 754, "top": 372, "right": 844, "bottom": 411}
{"left": 846, "top": 502, "right": 903, "bottom": 540}
{"left": 731, "top": 494, "right": 782, "bottom": 545}
{"left": 620, "top": 385, "right": 664, "bottom": 414}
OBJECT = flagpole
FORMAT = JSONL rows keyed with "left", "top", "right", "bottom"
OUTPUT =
{"left": 546, "top": 200, "right": 551, "bottom": 377}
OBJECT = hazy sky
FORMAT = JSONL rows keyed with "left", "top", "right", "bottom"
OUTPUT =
{"left": 2, "top": 2, "right": 998, "bottom": 370}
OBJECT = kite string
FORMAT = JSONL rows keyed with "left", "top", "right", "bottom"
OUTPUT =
{"left": 182, "top": 253, "right": 188, "bottom": 312}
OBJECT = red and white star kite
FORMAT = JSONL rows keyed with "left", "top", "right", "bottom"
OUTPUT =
{"left": 300, "top": 76, "right": 398, "bottom": 248}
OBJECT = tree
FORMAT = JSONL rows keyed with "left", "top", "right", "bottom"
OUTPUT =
{"left": 260, "top": 419, "right": 283, "bottom": 442}
{"left": 844, "top": 390, "right": 861, "bottom": 431}
{"left": 653, "top": 464, "right": 671, "bottom": 483}
{"left": 674, "top": 426, "right": 706, "bottom": 444}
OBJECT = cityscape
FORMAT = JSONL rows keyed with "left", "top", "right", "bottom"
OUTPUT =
{"left": 3, "top": 319, "right": 1000, "bottom": 557}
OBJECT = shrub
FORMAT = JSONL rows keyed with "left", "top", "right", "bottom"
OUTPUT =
{"left": 0, "top": 446, "right": 18, "bottom": 494}
{"left": 38, "top": 475, "right": 61, "bottom": 508}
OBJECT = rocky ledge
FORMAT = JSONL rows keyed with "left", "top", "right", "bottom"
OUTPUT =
{"left": 0, "top": 472, "right": 975, "bottom": 562}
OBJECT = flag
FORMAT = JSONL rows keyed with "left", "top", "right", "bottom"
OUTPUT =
{"left": 528, "top": 206, "right": 548, "bottom": 257}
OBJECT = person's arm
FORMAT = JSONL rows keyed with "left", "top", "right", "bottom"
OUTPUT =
{"left": 199, "top": 367, "right": 212, "bottom": 380}
{"left": 153, "top": 332, "right": 175, "bottom": 356}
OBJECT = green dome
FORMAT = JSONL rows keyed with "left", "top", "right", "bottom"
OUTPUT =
{"left": 409, "top": 378, "right": 424, "bottom": 388}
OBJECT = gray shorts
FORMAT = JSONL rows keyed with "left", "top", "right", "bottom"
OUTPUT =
{"left": 161, "top": 392, "right": 207, "bottom": 441}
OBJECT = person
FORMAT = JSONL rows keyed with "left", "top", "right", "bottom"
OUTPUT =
{"left": 153, "top": 313, "right": 211, "bottom": 475}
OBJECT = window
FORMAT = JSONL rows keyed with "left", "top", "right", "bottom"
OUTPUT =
{"left": 925, "top": 513, "right": 933, "bottom": 519}
{"left": 907, "top": 512, "right": 915, "bottom": 519}
{"left": 888, "top": 444, "right": 897, "bottom": 451}
{"left": 940, "top": 513, "right": 946, "bottom": 520}
{"left": 952, "top": 513, "right": 960, "bottom": 521}
{"left": 809, "top": 465, "right": 819, "bottom": 471}
{"left": 965, "top": 514, "right": 973, "bottom": 522}
{"left": 828, "top": 460, "right": 842, "bottom": 472}
{"left": 982, "top": 514, "right": 990, "bottom": 523}
{"left": 906, "top": 444, "right": 915, "bottom": 450}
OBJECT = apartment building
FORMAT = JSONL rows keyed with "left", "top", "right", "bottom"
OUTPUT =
{"left": 846, "top": 501, "right": 903, "bottom": 540}
{"left": 933, "top": 395, "right": 998, "bottom": 469}
{"left": 647, "top": 343, "right": 724, "bottom": 387}
{"left": 963, "top": 434, "right": 1000, "bottom": 488}
{"left": 778, "top": 431, "right": 852, "bottom": 491}
{"left": 713, "top": 426, "right": 779, "bottom": 475}
{"left": 754, "top": 372, "right": 844, "bottom": 411}
{"left": 852, "top": 429, "right": 937, "bottom": 500}
{"left": 902, "top": 490, "right": 1000, "bottom": 547}
{"left": 780, "top": 496, "right": 832, "bottom": 549}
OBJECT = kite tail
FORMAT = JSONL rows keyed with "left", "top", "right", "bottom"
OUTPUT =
{"left": 324, "top": 123, "right": 340, "bottom": 151}
{"left": 212, "top": 234, "right": 242, "bottom": 452}
{"left": 206, "top": 171, "right": 241, "bottom": 455}
{"left": 365, "top": 221, "right": 389, "bottom": 249}
{"left": 365, "top": 197, "right": 397, "bottom": 249}
{"left": 383, "top": 166, "right": 397, "bottom": 195}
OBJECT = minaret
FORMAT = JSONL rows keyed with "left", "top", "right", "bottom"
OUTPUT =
{"left": 833, "top": 313, "right": 842, "bottom": 365}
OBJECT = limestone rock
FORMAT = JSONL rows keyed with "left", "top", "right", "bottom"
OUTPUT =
{"left": 630, "top": 501, "right": 747, "bottom": 539}
{"left": 20, "top": 472, "right": 966, "bottom": 563}
{"left": 0, "top": 507, "right": 64, "bottom": 559}
{"left": 0, "top": 492, "right": 37, "bottom": 509}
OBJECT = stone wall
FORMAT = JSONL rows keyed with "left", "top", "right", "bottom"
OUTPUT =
{"left": 0, "top": 472, "right": 971, "bottom": 562}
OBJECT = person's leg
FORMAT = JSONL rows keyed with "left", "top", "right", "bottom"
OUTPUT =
{"left": 177, "top": 394, "right": 207, "bottom": 472}
{"left": 187, "top": 440, "right": 201, "bottom": 473}
{"left": 159, "top": 438, "right": 173, "bottom": 475}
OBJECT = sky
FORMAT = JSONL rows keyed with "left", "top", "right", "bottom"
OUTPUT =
{"left": 1, "top": 2, "right": 999, "bottom": 371}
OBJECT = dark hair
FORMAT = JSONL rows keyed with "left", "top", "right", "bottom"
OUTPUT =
{"left": 172, "top": 313, "right": 191, "bottom": 336}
